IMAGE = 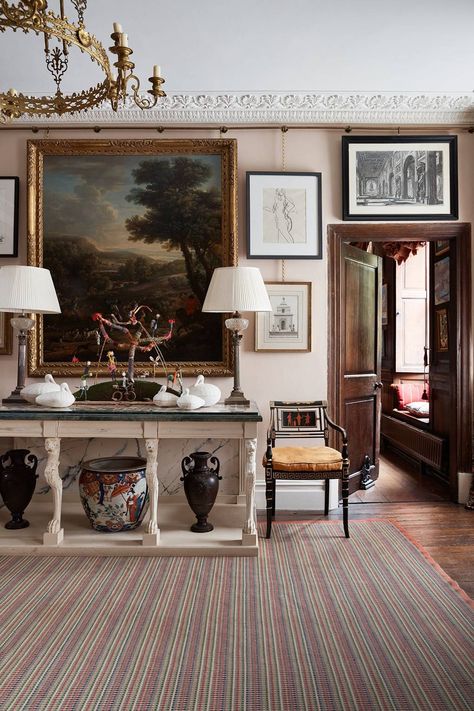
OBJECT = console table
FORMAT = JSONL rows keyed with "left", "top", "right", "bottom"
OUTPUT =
{"left": 0, "top": 402, "right": 262, "bottom": 555}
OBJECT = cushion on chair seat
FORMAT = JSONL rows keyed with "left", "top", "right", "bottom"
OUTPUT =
{"left": 263, "top": 446, "right": 343, "bottom": 472}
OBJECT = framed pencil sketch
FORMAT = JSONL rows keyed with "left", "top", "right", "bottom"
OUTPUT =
{"left": 0, "top": 313, "right": 12, "bottom": 355}
{"left": 0, "top": 177, "right": 19, "bottom": 257}
{"left": 435, "top": 308, "right": 448, "bottom": 352}
{"left": 27, "top": 139, "right": 237, "bottom": 377}
{"left": 246, "top": 172, "right": 322, "bottom": 259}
{"left": 255, "top": 282, "right": 311, "bottom": 352}
{"left": 342, "top": 136, "right": 458, "bottom": 221}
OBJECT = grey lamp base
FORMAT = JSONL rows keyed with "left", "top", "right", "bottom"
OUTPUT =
{"left": 3, "top": 388, "right": 25, "bottom": 404}
{"left": 225, "top": 391, "right": 250, "bottom": 407}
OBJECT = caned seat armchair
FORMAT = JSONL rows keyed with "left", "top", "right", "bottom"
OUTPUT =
{"left": 263, "top": 401, "right": 350, "bottom": 539}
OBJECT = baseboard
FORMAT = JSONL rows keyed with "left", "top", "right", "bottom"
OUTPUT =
{"left": 256, "top": 480, "right": 339, "bottom": 511}
{"left": 457, "top": 471, "right": 472, "bottom": 504}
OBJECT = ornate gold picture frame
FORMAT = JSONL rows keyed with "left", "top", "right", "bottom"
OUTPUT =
{"left": 27, "top": 139, "right": 237, "bottom": 377}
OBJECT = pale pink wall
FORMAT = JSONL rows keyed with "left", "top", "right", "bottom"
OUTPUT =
{"left": 0, "top": 128, "right": 473, "bottom": 471}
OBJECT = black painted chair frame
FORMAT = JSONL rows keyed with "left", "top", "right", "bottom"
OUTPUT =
{"left": 264, "top": 400, "right": 350, "bottom": 539}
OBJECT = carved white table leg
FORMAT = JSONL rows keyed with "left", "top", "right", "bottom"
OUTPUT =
{"left": 43, "top": 437, "right": 64, "bottom": 545}
{"left": 142, "top": 438, "right": 160, "bottom": 546}
{"left": 242, "top": 438, "right": 258, "bottom": 546}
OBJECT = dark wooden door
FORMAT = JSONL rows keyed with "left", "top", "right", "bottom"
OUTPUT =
{"left": 335, "top": 244, "right": 383, "bottom": 493}
{"left": 329, "top": 223, "right": 472, "bottom": 502}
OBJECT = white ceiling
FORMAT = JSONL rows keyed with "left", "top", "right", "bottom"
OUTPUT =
{"left": 1, "top": 0, "right": 473, "bottom": 95}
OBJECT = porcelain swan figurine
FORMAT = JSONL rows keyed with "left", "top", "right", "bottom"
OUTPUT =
{"left": 35, "top": 382, "right": 75, "bottom": 408}
{"left": 21, "top": 374, "right": 60, "bottom": 404}
{"left": 189, "top": 375, "right": 221, "bottom": 407}
{"left": 177, "top": 388, "right": 205, "bottom": 411}
{"left": 153, "top": 385, "right": 179, "bottom": 408}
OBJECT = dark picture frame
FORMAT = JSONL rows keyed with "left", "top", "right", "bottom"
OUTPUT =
{"left": 342, "top": 136, "right": 458, "bottom": 221}
{"left": 0, "top": 313, "right": 12, "bottom": 355}
{"left": 27, "top": 139, "right": 237, "bottom": 377}
{"left": 434, "top": 256, "right": 450, "bottom": 306}
{"left": 434, "top": 240, "right": 449, "bottom": 256}
{"left": 436, "top": 308, "right": 449, "bottom": 352}
{"left": 0, "top": 177, "right": 19, "bottom": 257}
{"left": 246, "top": 171, "right": 322, "bottom": 259}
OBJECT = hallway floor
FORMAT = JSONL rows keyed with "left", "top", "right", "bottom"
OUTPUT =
{"left": 264, "top": 452, "right": 474, "bottom": 597}
{"left": 350, "top": 450, "right": 449, "bottom": 503}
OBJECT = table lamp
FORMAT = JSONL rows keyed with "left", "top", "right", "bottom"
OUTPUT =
{"left": 0, "top": 266, "right": 61, "bottom": 403}
{"left": 202, "top": 266, "right": 271, "bottom": 406}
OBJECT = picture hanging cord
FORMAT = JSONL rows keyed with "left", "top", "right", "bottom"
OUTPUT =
{"left": 280, "top": 125, "right": 288, "bottom": 282}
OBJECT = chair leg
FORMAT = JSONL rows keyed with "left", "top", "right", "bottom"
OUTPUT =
{"left": 324, "top": 479, "right": 329, "bottom": 516}
{"left": 342, "top": 471, "right": 349, "bottom": 538}
{"left": 272, "top": 479, "right": 276, "bottom": 517}
{"left": 265, "top": 470, "right": 273, "bottom": 539}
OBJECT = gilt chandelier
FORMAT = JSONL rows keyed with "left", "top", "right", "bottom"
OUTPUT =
{"left": 0, "top": 0, "right": 166, "bottom": 122}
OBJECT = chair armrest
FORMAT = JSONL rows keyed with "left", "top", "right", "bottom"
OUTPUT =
{"left": 265, "top": 427, "right": 275, "bottom": 462}
{"left": 325, "top": 413, "right": 348, "bottom": 444}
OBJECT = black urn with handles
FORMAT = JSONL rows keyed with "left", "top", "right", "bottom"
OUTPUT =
{"left": 0, "top": 449, "right": 39, "bottom": 529}
{"left": 181, "top": 451, "right": 222, "bottom": 533}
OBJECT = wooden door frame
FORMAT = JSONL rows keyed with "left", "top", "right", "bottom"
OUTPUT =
{"left": 328, "top": 222, "right": 472, "bottom": 500}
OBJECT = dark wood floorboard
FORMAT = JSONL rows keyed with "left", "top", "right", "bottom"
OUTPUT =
{"left": 259, "top": 453, "right": 474, "bottom": 598}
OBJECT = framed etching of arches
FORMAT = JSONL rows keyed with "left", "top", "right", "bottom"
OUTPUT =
{"left": 255, "top": 282, "right": 311, "bottom": 352}
{"left": 342, "top": 136, "right": 458, "bottom": 221}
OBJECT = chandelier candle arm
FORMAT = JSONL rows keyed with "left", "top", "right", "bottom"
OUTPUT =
{"left": 0, "top": 1, "right": 166, "bottom": 122}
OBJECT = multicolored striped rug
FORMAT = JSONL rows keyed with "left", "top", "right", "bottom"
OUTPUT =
{"left": 0, "top": 521, "right": 472, "bottom": 710}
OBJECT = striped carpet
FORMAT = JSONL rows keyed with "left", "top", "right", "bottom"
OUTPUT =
{"left": 0, "top": 521, "right": 472, "bottom": 711}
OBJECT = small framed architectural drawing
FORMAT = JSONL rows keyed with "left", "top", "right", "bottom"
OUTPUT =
{"left": 246, "top": 172, "right": 322, "bottom": 258}
{"left": 342, "top": 136, "right": 458, "bottom": 221}
{"left": 0, "top": 177, "right": 19, "bottom": 257}
{"left": 255, "top": 282, "right": 311, "bottom": 352}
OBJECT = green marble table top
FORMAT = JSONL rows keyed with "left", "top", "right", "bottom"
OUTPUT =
{"left": 0, "top": 402, "right": 262, "bottom": 422}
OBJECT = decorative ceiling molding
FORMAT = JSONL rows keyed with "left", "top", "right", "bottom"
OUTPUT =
{"left": 7, "top": 91, "right": 474, "bottom": 126}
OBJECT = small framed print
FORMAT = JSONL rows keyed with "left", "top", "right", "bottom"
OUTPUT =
{"left": 0, "top": 177, "right": 19, "bottom": 257}
{"left": 342, "top": 136, "right": 458, "bottom": 221}
{"left": 434, "top": 257, "right": 450, "bottom": 306}
{"left": 434, "top": 240, "right": 449, "bottom": 256}
{"left": 436, "top": 308, "right": 448, "bottom": 352}
{"left": 255, "top": 282, "right": 311, "bottom": 352}
{"left": 381, "top": 283, "right": 388, "bottom": 327}
{"left": 0, "top": 313, "right": 12, "bottom": 355}
{"left": 246, "top": 172, "right": 322, "bottom": 259}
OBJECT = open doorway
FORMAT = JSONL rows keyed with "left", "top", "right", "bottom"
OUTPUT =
{"left": 328, "top": 223, "right": 472, "bottom": 503}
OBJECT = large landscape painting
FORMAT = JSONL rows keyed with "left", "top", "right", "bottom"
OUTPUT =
{"left": 27, "top": 139, "right": 237, "bottom": 377}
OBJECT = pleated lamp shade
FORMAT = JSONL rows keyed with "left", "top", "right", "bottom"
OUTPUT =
{"left": 0, "top": 265, "right": 61, "bottom": 314}
{"left": 202, "top": 267, "right": 272, "bottom": 313}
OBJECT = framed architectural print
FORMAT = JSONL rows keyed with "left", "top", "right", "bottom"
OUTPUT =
{"left": 0, "top": 177, "right": 19, "bottom": 257}
{"left": 0, "top": 313, "right": 12, "bottom": 355}
{"left": 255, "top": 282, "right": 311, "bottom": 352}
{"left": 246, "top": 172, "right": 322, "bottom": 259}
{"left": 342, "top": 136, "right": 458, "bottom": 221}
{"left": 27, "top": 139, "right": 237, "bottom": 377}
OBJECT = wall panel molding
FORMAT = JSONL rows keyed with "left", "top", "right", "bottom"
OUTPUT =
{"left": 8, "top": 91, "right": 474, "bottom": 127}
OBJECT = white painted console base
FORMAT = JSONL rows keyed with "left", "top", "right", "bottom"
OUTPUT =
{"left": 458, "top": 471, "right": 473, "bottom": 504}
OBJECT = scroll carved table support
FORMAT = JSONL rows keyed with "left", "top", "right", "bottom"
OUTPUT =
{"left": 43, "top": 437, "right": 63, "bottom": 545}
{"left": 242, "top": 437, "right": 257, "bottom": 546}
{"left": 143, "top": 438, "right": 160, "bottom": 546}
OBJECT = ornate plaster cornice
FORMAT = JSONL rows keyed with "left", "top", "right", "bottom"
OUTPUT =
{"left": 7, "top": 91, "right": 474, "bottom": 126}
